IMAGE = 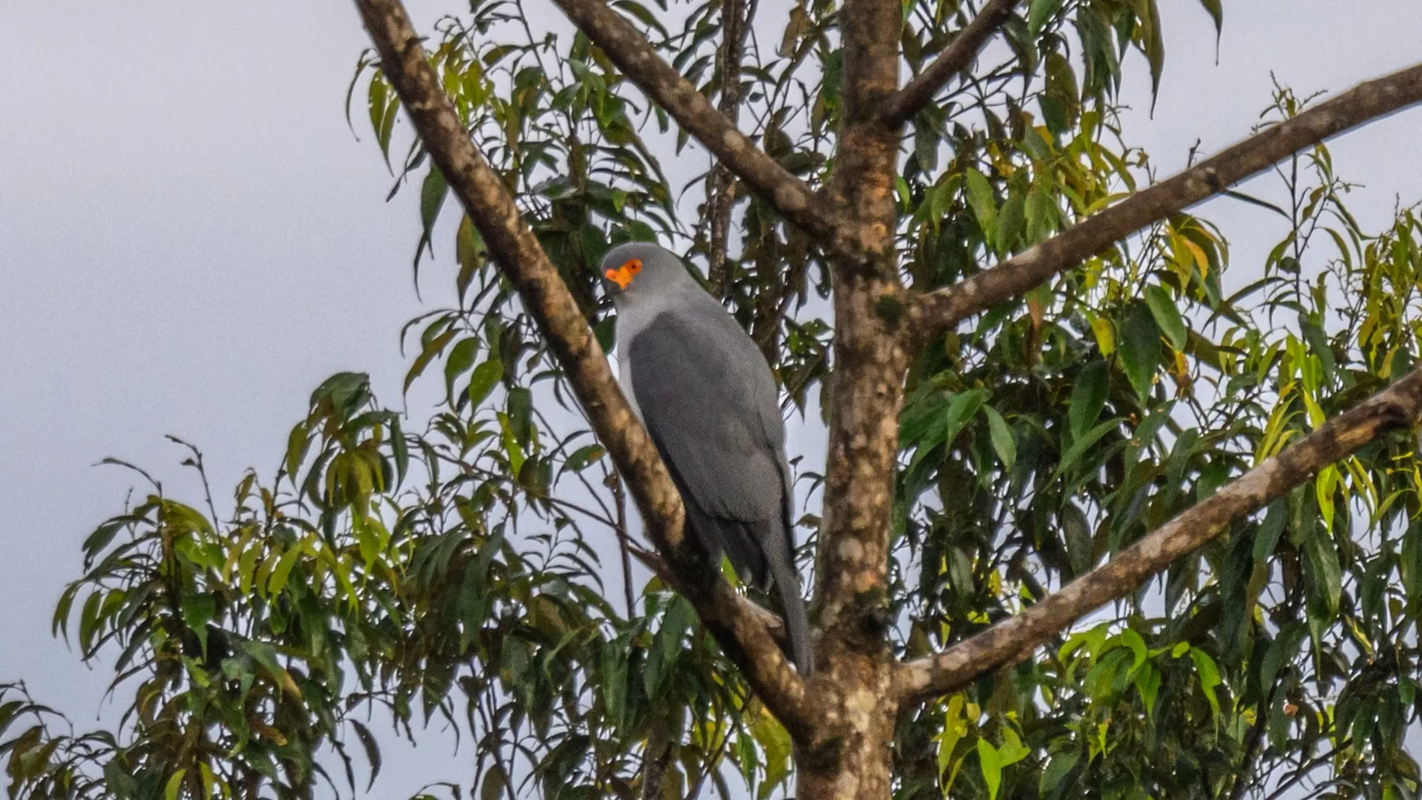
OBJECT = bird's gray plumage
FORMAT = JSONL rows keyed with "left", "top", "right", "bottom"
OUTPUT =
{"left": 601, "top": 242, "right": 812, "bottom": 674}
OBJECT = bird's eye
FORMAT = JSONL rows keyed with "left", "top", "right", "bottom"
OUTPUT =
{"left": 626, "top": 259, "right": 643, "bottom": 274}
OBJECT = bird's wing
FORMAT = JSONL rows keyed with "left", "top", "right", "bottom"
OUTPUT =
{"left": 627, "top": 306, "right": 814, "bottom": 674}
{"left": 626, "top": 308, "right": 785, "bottom": 524}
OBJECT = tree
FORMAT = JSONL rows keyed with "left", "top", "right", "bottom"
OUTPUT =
{"left": 5, "top": 0, "right": 1422, "bottom": 798}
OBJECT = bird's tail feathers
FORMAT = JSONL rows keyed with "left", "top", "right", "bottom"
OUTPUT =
{"left": 766, "top": 545, "right": 813, "bottom": 676}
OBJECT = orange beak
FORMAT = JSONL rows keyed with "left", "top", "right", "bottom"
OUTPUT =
{"left": 603, "top": 259, "right": 642, "bottom": 290}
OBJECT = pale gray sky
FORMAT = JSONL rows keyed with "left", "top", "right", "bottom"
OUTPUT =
{"left": 2, "top": 1, "right": 1421, "bottom": 797}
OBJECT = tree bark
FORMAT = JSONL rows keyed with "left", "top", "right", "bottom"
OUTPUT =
{"left": 797, "top": 0, "right": 908, "bottom": 793}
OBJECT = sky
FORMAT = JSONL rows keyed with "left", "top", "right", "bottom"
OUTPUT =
{"left": 2, "top": 0, "right": 1422, "bottom": 797}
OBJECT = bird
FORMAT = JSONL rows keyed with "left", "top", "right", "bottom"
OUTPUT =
{"left": 600, "top": 241, "right": 813, "bottom": 675}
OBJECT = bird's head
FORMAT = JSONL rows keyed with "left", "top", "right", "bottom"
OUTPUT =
{"left": 599, "top": 242, "right": 695, "bottom": 305}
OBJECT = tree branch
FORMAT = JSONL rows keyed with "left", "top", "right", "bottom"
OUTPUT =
{"left": 549, "top": 0, "right": 839, "bottom": 244}
{"left": 911, "top": 62, "right": 1422, "bottom": 334}
{"left": 353, "top": 0, "right": 813, "bottom": 738}
{"left": 893, "top": 361, "right": 1422, "bottom": 701}
{"left": 879, "top": 0, "right": 1021, "bottom": 128}
{"left": 706, "top": 0, "right": 757, "bottom": 296}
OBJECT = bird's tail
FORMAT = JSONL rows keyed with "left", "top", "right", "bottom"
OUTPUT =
{"left": 766, "top": 545, "right": 813, "bottom": 676}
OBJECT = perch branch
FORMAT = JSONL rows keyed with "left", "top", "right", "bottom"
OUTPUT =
{"left": 354, "top": 0, "right": 812, "bottom": 738}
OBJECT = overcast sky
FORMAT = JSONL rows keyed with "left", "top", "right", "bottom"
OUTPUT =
{"left": 3, "top": 1, "right": 1422, "bottom": 797}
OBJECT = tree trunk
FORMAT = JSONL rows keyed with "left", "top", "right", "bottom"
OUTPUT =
{"left": 796, "top": 654, "right": 899, "bottom": 799}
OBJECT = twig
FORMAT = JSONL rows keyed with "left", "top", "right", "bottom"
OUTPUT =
{"left": 879, "top": 0, "right": 1022, "bottom": 127}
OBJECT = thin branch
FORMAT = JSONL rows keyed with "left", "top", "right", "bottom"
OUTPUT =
{"left": 707, "top": 0, "right": 757, "bottom": 296}
{"left": 893, "top": 361, "right": 1422, "bottom": 702}
{"left": 879, "top": 0, "right": 1021, "bottom": 127}
{"left": 609, "top": 471, "right": 638, "bottom": 617}
{"left": 354, "top": 0, "right": 812, "bottom": 738}
{"left": 549, "top": 0, "right": 840, "bottom": 244}
{"left": 912, "top": 62, "right": 1422, "bottom": 334}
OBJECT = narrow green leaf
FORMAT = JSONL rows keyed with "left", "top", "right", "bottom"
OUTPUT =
{"left": 1039, "top": 749, "right": 1079, "bottom": 794}
{"left": 419, "top": 165, "right": 448, "bottom": 245}
{"left": 983, "top": 406, "right": 1016, "bottom": 468}
{"left": 943, "top": 388, "right": 989, "bottom": 450}
{"left": 1069, "top": 360, "right": 1110, "bottom": 440}
{"left": 1118, "top": 302, "right": 1161, "bottom": 399}
{"left": 964, "top": 169, "right": 998, "bottom": 247}
{"left": 1304, "top": 530, "right": 1342, "bottom": 616}
{"left": 1189, "top": 648, "right": 1222, "bottom": 721}
{"left": 165, "top": 768, "right": 187, "bottom": 800}
{"left": 444, "top": 337, "right": 480, "bottom": 403}
{"left": 349, "top": 720, "right": 382, "bottom": 791}
{"left": 978, "top": 739, "right": 1003, "bottom": 800}
{"left": 1027, "top": 0, "right": 1065, "bottom": 38}
{"left": 467, "top": 359, "right": 503, "bottom": 408}
{"left": 1144, "top": 285, "right": 1188, "bottom": 351}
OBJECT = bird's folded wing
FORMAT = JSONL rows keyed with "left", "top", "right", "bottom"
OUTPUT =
{"left": 627, "top": 310, "right": 784, "bottom": 523}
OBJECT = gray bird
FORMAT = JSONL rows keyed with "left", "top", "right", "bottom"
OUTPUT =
{"left": 601, "top": 242, "right": 812, "bottom": 674}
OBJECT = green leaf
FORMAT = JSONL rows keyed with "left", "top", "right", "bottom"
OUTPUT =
{"left": 1189, "top": 648, "right": 1222, "bottom": 721}
{"left": 562, "top": 444, "right": 605, "bottom": 474}
{"left": 1069, "top": 360, "right": 1110, "bottom": 441}
{"left": 1134, "top": 664, "right": 1161, "bottom": 716}
{"left": 181, "top": 594, "right": 216, "bottom": 640}
{"left": 389, "top": 414, "right": 409, "bottom": 489}
{"left": 983, "top": 406, "right": 1016, "bottom": 468}
{"left": 165, "top": 768, "right": 187, "bottom": 800}
{"left": 444, "top": 337, "right": 480, "bottom": 403}
{"left": 964, "top": 169, "right": 998, "bottom": 248}
{"left": 349, "top": 720, "right": 382, "bottom": 791}
{"left": 996, "top": 189, "right": 1026, "bottom": 255}
{"left": 1039, "top": 749, "right": 1079, "bottom": 795}
{"left": 1144, "top": 285, "right": 1188, "bottom": 351}
{"left": 1027, "top": 0, "right": 1065, "bottom": 38}
{"left": 1303, "top": 529, "right": 1342, "bottom": 617}
{"left": 1051, "top": 418, "right": 1119, "bottom": 483}
{"left": 943, "top": 388, "right": 990, "bottom": 451}
{"left": 1198, "top": 0, "right": 1223, "bottom": 41}
{"left": 1025, "top": 184, "right": 1059, "bottom": 244}
{"left": 1118, "top": 302, "right": 1162, "bottom": 399}
{"left": 1254, "top": 500, "right": 1287, "bottom": 563}
{"left": 415, "top": 164, "right": 446, "bottom": 267}
{"left": 405, "top": 330, "right": 457, "bottom": 395}
{"left": 467, "top": 359, "right": 503, "bottom": 408}
{"left": 285, "top": 422, "right": 311, "bottom": 483}
{"left": 977, "top": 739, "right": 1003, "bottom": 800}
{"left": 601, "top": 635, "right": 630, "bottom": 731}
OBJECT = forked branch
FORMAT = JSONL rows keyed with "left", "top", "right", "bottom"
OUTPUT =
{"left": 912, "top": 62, "right": 1422, "bottom": 334}
{"left": 895, "top": 362, "right": 1422, "bottom": 701}
{"left": 550, "top": 0, "right": 839, "bottom": 243}
{"left": 879, "top": 0, "right": 1021, "bottom": 127}
{"left": 354, "top": 0, "right": 813, "bottom": 737}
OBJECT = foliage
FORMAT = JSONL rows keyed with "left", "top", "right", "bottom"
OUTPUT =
{"left": 6, "top": 1, "right": 1422, "bottom": 799}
